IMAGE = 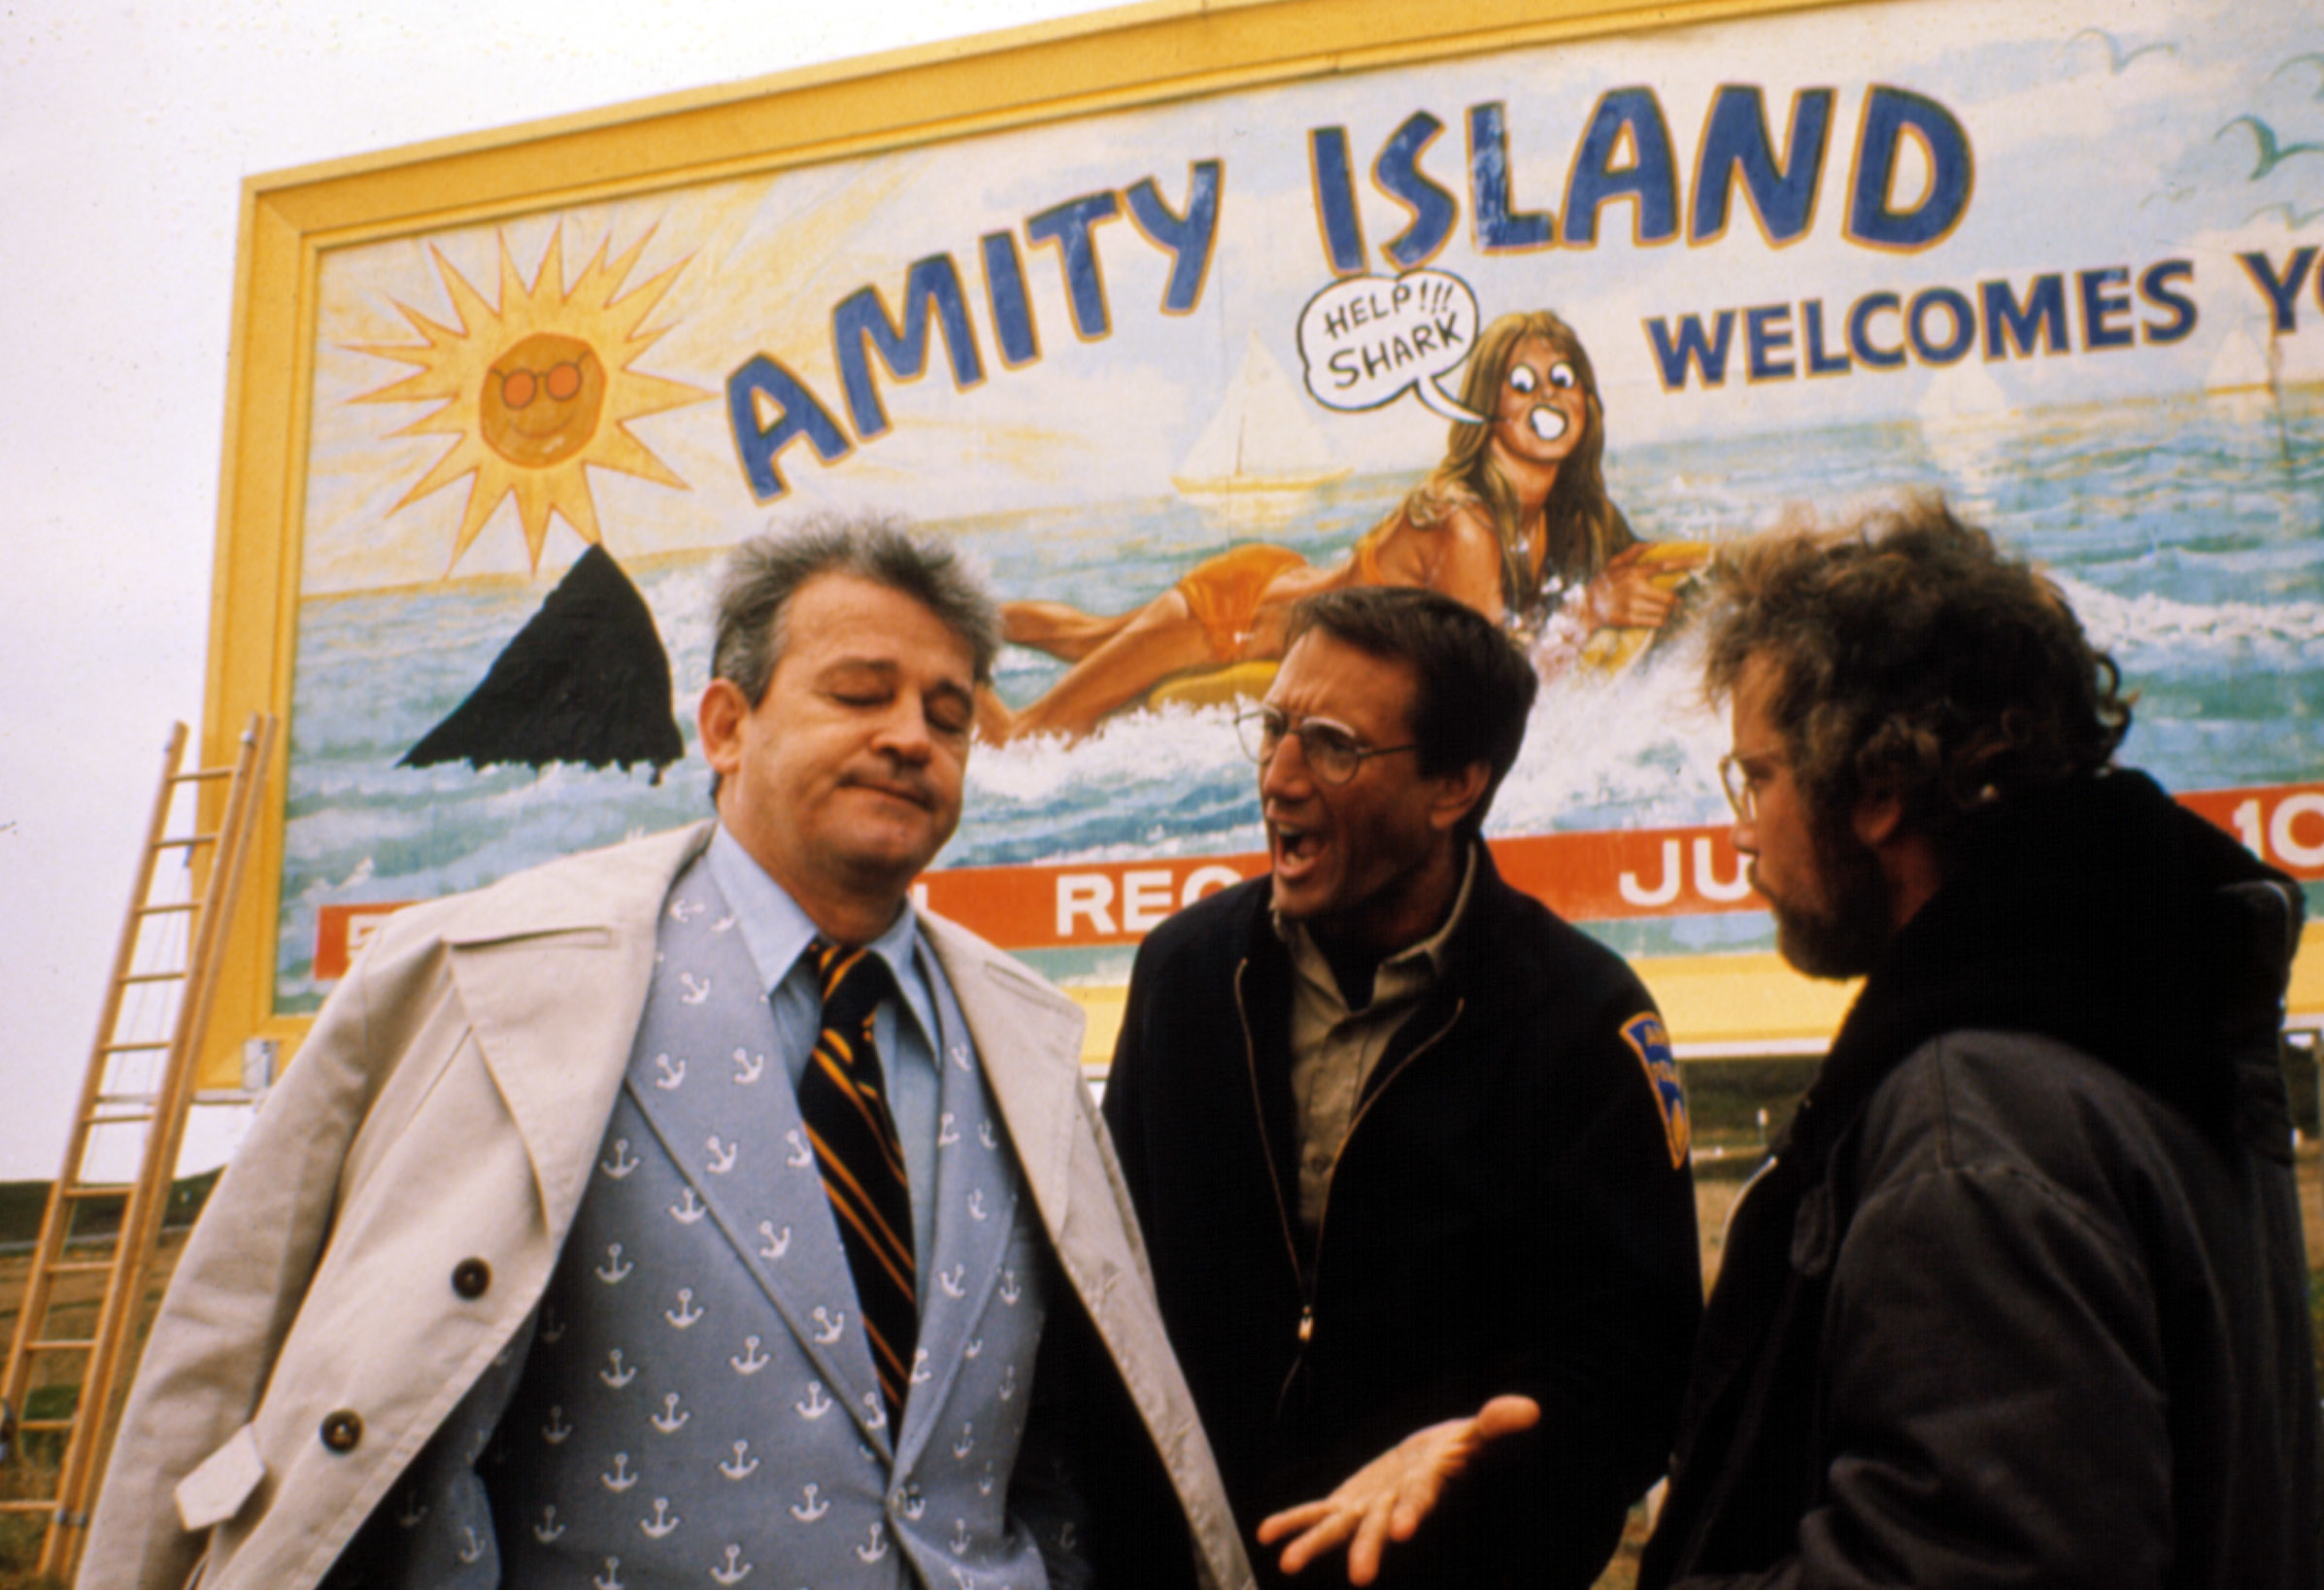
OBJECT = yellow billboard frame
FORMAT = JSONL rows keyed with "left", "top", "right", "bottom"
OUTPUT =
{"left": 197, "top": 0, "right": 2322, "bottom": 1083}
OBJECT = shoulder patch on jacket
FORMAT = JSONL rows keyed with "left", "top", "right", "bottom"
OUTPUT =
{"left": 1619, "top": 1012, "right": 1691, "bottom": 1168}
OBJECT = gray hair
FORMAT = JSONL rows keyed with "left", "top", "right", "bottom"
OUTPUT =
{"left": 711, "top": 514, "right": 1002, "bottom": 704}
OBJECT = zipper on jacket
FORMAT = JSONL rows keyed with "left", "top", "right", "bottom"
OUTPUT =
{"left": 1308, "top": 998, "right": 1463, "bottom": 1295}
{"left": 1233, "top": 960, "right": 1306, "bottom": 1294}
{"left": 1245, "top": 983, "right": 1465, "bottom": 1414}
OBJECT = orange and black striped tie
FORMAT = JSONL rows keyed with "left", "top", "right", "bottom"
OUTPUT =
{"left": 799, "top": 937, "right": 917, "bottom": 1425}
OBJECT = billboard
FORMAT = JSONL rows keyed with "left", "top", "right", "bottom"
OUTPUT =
{"left": 204, "top": 0, "right": 2324, "bottom": 1081}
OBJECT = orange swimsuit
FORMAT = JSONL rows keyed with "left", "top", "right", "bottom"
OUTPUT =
{"left": 1174, "top": 542, "right": 1307, "bottom": 661}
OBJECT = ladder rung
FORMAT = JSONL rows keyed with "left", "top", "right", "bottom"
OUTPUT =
{"left": 5, "top": 715, "right": 275, "bottom": 1538}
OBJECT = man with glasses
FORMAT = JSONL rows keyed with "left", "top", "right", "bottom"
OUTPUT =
{"left": 1103, "top": 585, "right": 1703, "bottom": 1588}
{"left": 1639, "top": 498, "right": 2316, "bottom": 1588}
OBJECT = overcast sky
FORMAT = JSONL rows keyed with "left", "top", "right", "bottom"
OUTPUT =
{"left": 0, "top": 0, "right": 1119, "bottom": 1180}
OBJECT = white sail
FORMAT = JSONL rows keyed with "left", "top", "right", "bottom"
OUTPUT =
{"left": 1174, "top": 334, "right": 1350, "bottom": 499}
{"left": 1915, "top": 357, "right": 2010, "bottom": 424}
{"left": 2205, "top": 318, "right": 2275, "bottom": 395}
{"left": 1913, "top": 356, "right": 2016, "bottom": 508}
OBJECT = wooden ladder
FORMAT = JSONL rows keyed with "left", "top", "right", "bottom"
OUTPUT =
{"left": 1, "top": 715, "right": 276, "bottom": 1579}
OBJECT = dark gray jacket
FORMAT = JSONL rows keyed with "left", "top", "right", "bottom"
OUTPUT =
{"left": 1641, "top": 768, "right": 2319, "bottom": 1589}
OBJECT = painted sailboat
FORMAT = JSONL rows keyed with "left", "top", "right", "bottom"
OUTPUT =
{"left": 1915, "top": 357, "right": 2016, "bottom": 506}
{"left": 2205, "top": 310, "right": 2307, "bottom": 491}
{"left": 1172, "top": 334, "right": 1349, "bottom": 526}
{"left": 2205, "top": 314, "right": 2277, "bottom": 399}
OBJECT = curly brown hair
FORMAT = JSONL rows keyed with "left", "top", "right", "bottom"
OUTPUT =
{"left": 1702, "top": 494, "right": 2132, "bottom": 860}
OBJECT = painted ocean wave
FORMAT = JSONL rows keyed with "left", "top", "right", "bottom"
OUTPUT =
{"left": 275, "top": 393, "right": 2323, "bottom": 1008}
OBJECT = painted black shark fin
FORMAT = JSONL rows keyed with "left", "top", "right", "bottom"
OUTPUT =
{"left": 401, "top": 544, "right": 684, "bottom": 777}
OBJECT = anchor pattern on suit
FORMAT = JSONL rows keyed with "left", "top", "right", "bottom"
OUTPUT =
{"left": 467, "top": 855, "right": 1058, "bottom": 1589}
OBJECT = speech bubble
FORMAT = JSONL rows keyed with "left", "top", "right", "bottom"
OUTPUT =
{"left": 1297, "top": 269, "right": 1484, "bottom": 423}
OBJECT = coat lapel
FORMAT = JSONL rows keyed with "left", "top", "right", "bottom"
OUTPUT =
{"left": 631, "top": 1051, "right": 891, "bottom": 1450}
{"left": 445, "top": 824, "right": 708, "bottom": 1235}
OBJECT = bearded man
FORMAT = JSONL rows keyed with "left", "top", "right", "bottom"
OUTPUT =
{"left": 1639, "top": 497, "right": 2318, "bottom": 1588}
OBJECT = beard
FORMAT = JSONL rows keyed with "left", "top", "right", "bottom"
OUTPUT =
{"left": 1766, "top": 819, "right": 1895, "bottom": 980}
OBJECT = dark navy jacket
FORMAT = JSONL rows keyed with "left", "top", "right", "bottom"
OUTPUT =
{"left": 1105, "top": 844, "right": 1703, "bottom": 1588}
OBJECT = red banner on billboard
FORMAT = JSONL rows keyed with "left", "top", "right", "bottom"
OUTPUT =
{"left": 314, "top": 779, "right": 2324, "bottom": 977}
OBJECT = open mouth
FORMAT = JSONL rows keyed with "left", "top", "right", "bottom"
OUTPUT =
{"left": 1528, "top": 407, "right": 1570, "bottom": 443}
{"left": 1271, "top": 822, "right": 1326, "bottom": 876}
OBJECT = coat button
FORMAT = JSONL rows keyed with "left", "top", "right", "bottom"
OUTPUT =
{"left": 320, "top": 1410, "right": 363, "bottom": 1452}
{"left": 452, "top": 1258, "right": 491, "bottom": 1299}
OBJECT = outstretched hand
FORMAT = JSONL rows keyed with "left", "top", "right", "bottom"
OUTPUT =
{"left": 1255, "top": 1395, "right": 1541, "bottom": 1584}
{"left": 1583, "top": 544, "right": 1694, "bottom": 629}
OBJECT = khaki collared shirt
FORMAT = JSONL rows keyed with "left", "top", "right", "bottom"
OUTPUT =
{"left": 1275, "top": 846, "right": 1477, "bottom": 1242}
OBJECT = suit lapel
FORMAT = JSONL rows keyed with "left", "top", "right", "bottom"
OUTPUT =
{"left": 452, "top": 868, "right": 1097, "bottom": 1476}
{"left": 622, "top": 856, "right": 900, "bottom": 1455}
{"left": 922, "top": 916, "right": 1088, "bottom": 1248}
{"left": 893, "top": 960, "right": 1024, "bottom": 1467}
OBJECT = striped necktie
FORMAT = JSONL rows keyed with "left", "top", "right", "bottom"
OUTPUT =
{"left": 799, "top": 937, "right": 917, "bottom": 1425}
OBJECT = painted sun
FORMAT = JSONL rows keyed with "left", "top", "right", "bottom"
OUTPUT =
{"left": 355, "top": 227, "right": 707, "bottom": 573}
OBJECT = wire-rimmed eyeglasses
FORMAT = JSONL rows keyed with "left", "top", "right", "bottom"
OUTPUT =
{"left": 1718, "top": 754, "right": 1781, "bottom": 824}
{"left": 1235, "top": 706, "right": 1420, "bottom": 786}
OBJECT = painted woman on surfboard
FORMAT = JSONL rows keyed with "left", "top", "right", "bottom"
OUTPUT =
{"left": 978, "top": 310, "right": 1701, "bottom": 745}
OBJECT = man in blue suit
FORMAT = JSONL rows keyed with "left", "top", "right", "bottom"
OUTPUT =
{"left": 86, "top": 520, "right": 1249, "bottom": 1590}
